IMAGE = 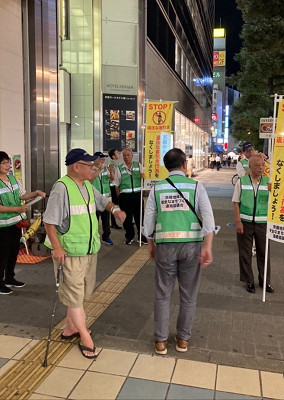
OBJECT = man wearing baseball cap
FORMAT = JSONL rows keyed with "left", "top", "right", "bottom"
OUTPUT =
{"left": 236, "top": 142, "right": 255, "bottom": 178}
{"left": 43, "top": 148, "right": 126, "bottom": 359}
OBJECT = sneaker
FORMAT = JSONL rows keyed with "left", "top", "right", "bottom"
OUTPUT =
{"left": 102, "top": 238, "right": 113, "bottom": 245}
{"left": 0, "top": 285, "right": 13, "bottom": 295}
{"left": 124, "top": 238, "right": 133, "bottom": 245}
{"left": 4, "top": 279, "right": 25, "bottom": 288}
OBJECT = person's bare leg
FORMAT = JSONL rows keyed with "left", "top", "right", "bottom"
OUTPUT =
{"left": 68, "top": 306, "right": 98, "bottom": 357}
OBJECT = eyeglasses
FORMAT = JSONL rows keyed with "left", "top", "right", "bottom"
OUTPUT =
{"left": 0, "top": 160, "right": 11, "bottom": 165}
{"left": 77, "top": 161, "right": 95, "bottom": 168}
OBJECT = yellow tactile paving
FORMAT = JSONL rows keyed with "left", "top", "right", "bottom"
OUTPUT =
{"left": 0, "top": 247, "right": 149, "bottom": 399}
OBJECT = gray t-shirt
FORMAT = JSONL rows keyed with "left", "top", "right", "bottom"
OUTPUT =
{"left": 43, "top": 180, "right": 109, "bottom": 234}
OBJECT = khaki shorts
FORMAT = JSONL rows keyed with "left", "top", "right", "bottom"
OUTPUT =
{"left": 53, "top": 254, "right": 97, "bottom": 308}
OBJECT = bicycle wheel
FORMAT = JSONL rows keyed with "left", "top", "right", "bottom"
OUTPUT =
{"left": 231, "top": 174, "right": 239, "bottom": 186}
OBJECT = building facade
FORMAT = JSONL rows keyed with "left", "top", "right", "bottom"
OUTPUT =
{"left": 0, "top": 0, "right": 214, "bottom": 194}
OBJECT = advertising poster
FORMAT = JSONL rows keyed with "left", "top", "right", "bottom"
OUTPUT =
{"left": 213, "top": 51, "right": 226, "bottom": 66}
{"left": 103, "top": 94, "right": 137, "bottom": 152}
{"left": 12, "top": 154, "right": 22, "bottom": 183}
{"left": 144, "top": 101, "right": 174, "bottom": 189}
{"left": 267, "top": 99, "right": 284, "bottom": 243}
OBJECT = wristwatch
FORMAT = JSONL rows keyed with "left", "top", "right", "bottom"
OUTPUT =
{"left": 111, "top": 205, "right": 120, "bottom": 214}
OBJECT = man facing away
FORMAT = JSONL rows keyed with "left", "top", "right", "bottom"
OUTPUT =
{"left": 143, "top": 148, "right": 215, "bottom": 355}
{"left": 232, "top": 154, "right": 274, "bottom": 294}
{"left": 43, "top": 148, "right": 125, "bottom": 359}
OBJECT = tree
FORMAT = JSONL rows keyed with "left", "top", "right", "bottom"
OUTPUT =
{"left": 228, "top": 0, "right": 284, "bottom": 150}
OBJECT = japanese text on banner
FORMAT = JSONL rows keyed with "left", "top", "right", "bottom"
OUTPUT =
{"left": 267, "top": 99, "right": 284, "bottom": 243}
{"left": 144, "top": 101, "right": 173, "bottom": 185}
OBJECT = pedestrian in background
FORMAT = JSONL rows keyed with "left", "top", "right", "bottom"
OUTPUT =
{"left": 187, "top": 154, "right": 195, "bottom": 178}
{"left": 209, "top": 153, "right": 215, "bottom": 170}
{"left": 0, "top": 151, "right": 46, "bottom": 295}
{"left": 215, "top": 154, "right": 221, "bottom": 171}
{"left": 43, "top": 148, "right": 125, "bottom": 359}
{"left": 143, "top": 148, "right": 215, "bottom": 355}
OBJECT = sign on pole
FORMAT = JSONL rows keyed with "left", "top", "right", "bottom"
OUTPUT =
{"left": 267, "top": 100, "right": 284, "bottom": 243}
{"left": 259, "top": 117, "right": 275, "bottom": 139}
{"left": 144, "top": 101, "right": 174, "bottom": 189}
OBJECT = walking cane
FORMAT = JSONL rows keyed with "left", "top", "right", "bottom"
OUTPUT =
{"left": 42, "top": 263, "right": 63, "bottom": 367}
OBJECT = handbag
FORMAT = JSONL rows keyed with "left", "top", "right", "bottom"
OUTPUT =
{"left": 16, "top": 213, "right": 29, "bottom": 229}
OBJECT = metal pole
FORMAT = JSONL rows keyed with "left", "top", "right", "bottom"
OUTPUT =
{"left": 42, "top": 264, "right": 63, "bottom": 366}
{"left": 262, "top": 94, "right": 278, "bottom": 302}
{"left": 139, "top": 99, "right": 147, "bottom": 246}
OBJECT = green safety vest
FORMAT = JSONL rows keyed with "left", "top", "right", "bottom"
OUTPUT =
{"left": 45, "top": 176, "right": 100, "bottom": 256}
{"left": 240, "top": 159, "right": 249, "bottom": 172}
{"left": 109, "top": 160, "right": 119, "bottom": 187}
{"left": 91, "top": 168, "right": 110, "bottom": 196}
{"left": 0, "top": 175, "right": 24, "bottom": 227}
{"left": 239, "top": 174, "right": 269, "bottom": 223}
{"left": 154, "top": 175, "right": 203, "bottom": 243}
{"left": 119, "top": 162, "right": 141, "bottom": 193}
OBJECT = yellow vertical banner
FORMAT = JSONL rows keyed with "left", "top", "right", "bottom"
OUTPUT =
{"left": 144, "top": 101, "right": 174, "bottom": 189}
{"left": 267, "top": 100, "right": 284, "bottom": 243}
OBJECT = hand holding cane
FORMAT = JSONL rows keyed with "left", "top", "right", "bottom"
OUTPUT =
{"left": 42, "top": 260, "right": 65, "bottom": 367}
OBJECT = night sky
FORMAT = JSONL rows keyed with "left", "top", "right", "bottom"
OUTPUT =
{"left": 215, "top": 0, "right": 243, "bottom": 76}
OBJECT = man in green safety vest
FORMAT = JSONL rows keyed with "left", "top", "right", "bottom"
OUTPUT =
{"left": 143, "top": 148, "right": 215, "bottom": 355}
{"left": 91, "top": 151, "right": 115, "bottom": 245}
{"left": 43, "top": 148, "right": 126, "bottom": 359}
{"left": 108, "top": 148, "right": 122, "bottom": 230}
{"left": 113, "top": 148, "right": 147, "bottom": 245}
{"left": 236, "top": 141, "right": 255, "bottom": 177}
{"left": 232, "top": 154, "right": 274, "bottom": 294}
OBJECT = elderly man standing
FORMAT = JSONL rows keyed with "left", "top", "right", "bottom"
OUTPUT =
{"left": 233, "top": 154, "right": 274, "bottom": 294}
{"left": 113, "top": 148, "right": 147, "bottom": 244}
{"left": 236, "top": 142, "right": 255, "bottom": 177}
{"left": 43, "top": 148, "right": 125, "bottom": 359}
{"left": 144, "top": 148, "right": 215, "bottom": 355}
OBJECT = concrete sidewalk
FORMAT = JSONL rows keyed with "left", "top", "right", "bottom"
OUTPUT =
{"left": 0, "top": 167, "right": 283, "bottom": 399}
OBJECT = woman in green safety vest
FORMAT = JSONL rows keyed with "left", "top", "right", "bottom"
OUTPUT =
{"left": 0, "top": 151, "right": 46, "bottom": 295}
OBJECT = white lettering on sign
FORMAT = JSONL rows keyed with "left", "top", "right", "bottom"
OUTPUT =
{"left": 160, "top": 193, "right": 189, "bottom": 211}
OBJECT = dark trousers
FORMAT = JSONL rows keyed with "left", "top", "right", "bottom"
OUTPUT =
{"left": 237, "top": 221, "right": 271, "bottom": 285}
{"left": 110, "top": 185, "right": 119, "bottom": 227}
{"left": 0, "top": 224, "right": 22, "bottom": 285}
{"left": 119, "top": 192, "right": 143, "bottom": 241}
{"left": 96, "top": 210, "right": 111, "bottom": 241}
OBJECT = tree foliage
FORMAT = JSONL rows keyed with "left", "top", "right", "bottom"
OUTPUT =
{"left": 228, "top": 0, "right": 284, "bottom": 149}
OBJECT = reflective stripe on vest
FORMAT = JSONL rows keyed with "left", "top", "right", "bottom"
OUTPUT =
{"left": 91, "top": 168, "right": 110, "bottom": 196}
{"left": 241, "top": 159, "right": 249, "bottom": 172}
{"left": 119, "top": 162, "right": 141, "bottom": 193}
{"left": 0, "top": 175, "right": 22, "bottom": 227}
{"left": 154, "top": 175, "right": 203, "bottom": 243}
{"left": 45, "top": 177, "right": 100, "bottom": 256}
{"left": 239, "top": 175, "right": 269, "bottom": 223}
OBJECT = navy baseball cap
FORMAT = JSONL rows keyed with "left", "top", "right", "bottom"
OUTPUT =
{"left": 94, "top": 151, "right": 108, "bottom": 158}
{"left": 242, "top": 142, "right": 253, "bottom": 152}
{"left": 65, "top": 148, "right": 99, "bottom": 166}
